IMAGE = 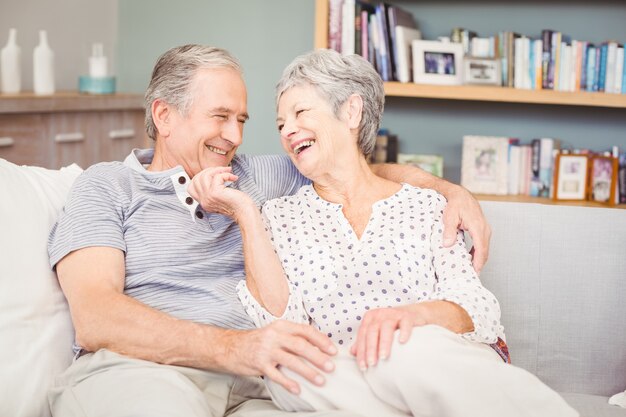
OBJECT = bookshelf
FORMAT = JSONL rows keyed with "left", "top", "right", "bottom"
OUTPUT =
{"left": 314, "top": 0, "right": 626, "bottom": 109}
{"left": 313, "top": 0, "right": 626, "bottom": 209}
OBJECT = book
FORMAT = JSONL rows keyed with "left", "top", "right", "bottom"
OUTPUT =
{"left": 328, "top": 0, "right": 343, "bottom": 53}
{"left": 598, "top": 42, "right": 608, "bottom": 91}
{"left": 605, "top": 41, "right": 618, "bottom": 93}
{"left": 541, "top": 29, "right": 553, "bottom": 89}
{"left": 354, "top": 2, "right": 376, "bottom": 58}
{"left": 614, "top": 47, "right": 624, "bottom": 94}
{"left": 461, "top": 135, "right": 510, "bottom": 195}
{"left": 370, "top": 129, "right": 398, "bottom": 163}
{"left": 518, "top": 144, "right": 532, "bottom": 195}
{"left": 585, "top": 44, "right": 596, "bottom": 91}
{"left": 618, "top": 152, "right": 626, "bottom": 204}
{"left": 508, "top": 144, "right": 521, "bottom": 195}
{"left": 593, "top": 46, "right": 601, "bottom": 91}
{"left": 533, "top": 39, "right": 543, "bottom": 90}
{"left": 387, "top": 4, "right": 417, "bottom": 81}
{"left": 398, "top": 153, "right": 443, "bottom": 177}
{"left": 341, "top": 0, "right": 356, "bottom": 55}
{"left": 538, "top": 138, "right": 560, "bottom": 197}
{"left": 529, "top": 139, "right": 542, "bottom": 196}
{"left": 394, "top": 26, "right": 422, "bottom": 83}
{"left": 623, "top": 48, "right": 626, "bottom": 93}
{"left": 375, "top": 3, "right": 393, "bottom": 81}
{"left": 551, "top": 32, "right": 562, "bottom": 90}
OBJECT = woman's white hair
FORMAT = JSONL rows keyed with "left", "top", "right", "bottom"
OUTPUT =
{"left": 275, "top": 49, "right": 385, "bottom": 156}
{"left": 144, "top": 44, "right": 242, "bottom": 140}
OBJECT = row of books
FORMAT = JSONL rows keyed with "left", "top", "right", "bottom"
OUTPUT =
{"left": 478, "top": 31, "right": 626, "bottom": 93}
{"left": 328, "top": 1, "right": 626, "bottom": 94}
{"left": 461, "top": 135, "right": 626, "bottom": 205}
{"left": 329, "top": 0, "right": 420, "bottom": 82}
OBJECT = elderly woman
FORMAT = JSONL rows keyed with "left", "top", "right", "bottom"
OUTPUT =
{"left": 193, "top": 50, "right": 577, "bottom": 417}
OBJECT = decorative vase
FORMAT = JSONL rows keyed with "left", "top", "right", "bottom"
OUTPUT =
{"left": 1, "top": 28, "right": 21, "bottom": 94}
{"left": 33, "top": 30, "right": 55, "bottom": 95}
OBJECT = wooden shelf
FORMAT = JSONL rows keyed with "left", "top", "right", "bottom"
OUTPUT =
{"left": 314, "top": 0, "right": 626, "bottom": 109}
{"left": 475, "top": 194, "right": 626, "bottom": 209}
{"left": 0, "top": 91, "right": 144, "bottom": 114}
{"left": 384, "top": 83, "right": 626, "bottom": 108}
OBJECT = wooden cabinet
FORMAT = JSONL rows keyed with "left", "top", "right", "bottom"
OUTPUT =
{"left": 0, "top": 92, "right": 149, "bottom": 169}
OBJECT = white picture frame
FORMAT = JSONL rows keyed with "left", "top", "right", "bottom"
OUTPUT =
{"left": 412, "top": 40, "right": 463, "bottom": 85}
{"left": 464, "top": 57, "right": 502, "bottom": 85}
{"left": 460, "top": 135, "right": 510, "bottom": 195}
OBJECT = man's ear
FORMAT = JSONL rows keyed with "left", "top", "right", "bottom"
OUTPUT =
{"left": 152, "top": 99, "right": 171, "bottom": 138}
{"left": 344, "top": 94, "right": 364, "bottom": 130}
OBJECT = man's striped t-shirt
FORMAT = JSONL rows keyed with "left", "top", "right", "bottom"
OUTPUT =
{"left": 49, "top": 149, "right": 308, "bottom": 349}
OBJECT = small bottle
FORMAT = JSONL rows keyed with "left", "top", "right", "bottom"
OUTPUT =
{"left": 33, "top": 30, "right": 55, "bottom": 95}
{"left": 1, "top": 28, "right": 21, "bottom": 94}
{"left": 89, "top": 43, "right": 108, "bottom": 78}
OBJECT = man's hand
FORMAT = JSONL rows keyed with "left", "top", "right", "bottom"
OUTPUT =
{"left": 188, "top": 166, "right": 254, "bottom": 221}
{"left": 441, "top": 185, "right": 491, "bottom": 273}
{"left": 221, "top": 320, "right": 337, "bottom": 394}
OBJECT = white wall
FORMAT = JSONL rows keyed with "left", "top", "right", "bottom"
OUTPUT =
{"left": 0, "top": 0, "right": 118, "bottom": 91}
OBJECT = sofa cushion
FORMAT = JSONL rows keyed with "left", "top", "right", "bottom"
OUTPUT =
{"left": 561, "top": 392, "right": 626, "bottom": 417}
{"left": 0, "top": 159, "right": 82, "bottom": 417}
{"left": 478, "top": 201, "right": 626, "bottom": 397}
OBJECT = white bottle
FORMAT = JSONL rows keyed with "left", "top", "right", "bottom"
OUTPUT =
{"left": 89, "top": 43, "right": 108, "bottom": 78}
{"left": 33, "top": 30, "right": 55, "bottom": 95}
{"left": 1, "top": 28, "right": 21, "bottom": 94}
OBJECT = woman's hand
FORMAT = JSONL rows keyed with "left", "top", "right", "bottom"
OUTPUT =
{"left": 349, "top": 305, "right": 427, "bottom": 371}
{"left": 350, "top": 301, "right": 473, "bottom": 370}
{"left": 188, "top": 166, "right": 255, "bottom": 222}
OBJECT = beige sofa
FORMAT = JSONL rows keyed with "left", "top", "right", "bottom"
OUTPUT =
{"left": 1, "top": 159, "right": 624, "bottom": 417}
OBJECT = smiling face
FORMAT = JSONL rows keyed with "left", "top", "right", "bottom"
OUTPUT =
{"left": 277, "top": 84, "right": 355, "bottom": 179}
{"left": 156, "top": 67, "right": 248, "bottom": 176}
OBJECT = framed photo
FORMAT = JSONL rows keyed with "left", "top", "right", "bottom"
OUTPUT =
{"left": 464, "top": 57, "right": 502, "bottom": 85}
{"left": 398, "top": 153, "right": 443, "bottom": 177}
{"left": 553, "top": 153, "right": 589, "bottom": 201}
{"left": 589, "top": 155, "right": 618, "bottom": 205}
{"left": 412, "top": 40, "right": 463, "bottom": 85}
{"left": 460, "top": 135, "right": 510, "bottom": 195}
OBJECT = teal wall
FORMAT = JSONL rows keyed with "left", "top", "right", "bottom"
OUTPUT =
{"left": 118, "top": 0, "right": 626, "bottom": 182}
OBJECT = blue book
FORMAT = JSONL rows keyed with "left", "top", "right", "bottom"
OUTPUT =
{"left": 593, "top": 47, "right": 601, "bottom": 91}
{"left": 586, "top": 45, "right": 596, "bottom": 91}
{"left": 598, "top": 43, "right": 608, "bottom": 92}
{"left": 375, "top": 4, "right": 391, "bottom": 81}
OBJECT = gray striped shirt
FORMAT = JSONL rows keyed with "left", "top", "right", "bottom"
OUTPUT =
{"left": 49, "top": 149, "right": 308, "bottom": 341}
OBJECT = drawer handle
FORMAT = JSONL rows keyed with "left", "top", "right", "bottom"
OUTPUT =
{"left": 0, "top": 137, "right": 15, "bottom": 147}
{"left": 109, "top": 129, "right": 136, "bottom": 139}
{"left": 55, "top": 132, "right": 85, "bottom": 143}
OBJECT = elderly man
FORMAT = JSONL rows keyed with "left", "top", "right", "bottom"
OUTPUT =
{"left": 48, "top": 44, "right": 491, "bottom": 417}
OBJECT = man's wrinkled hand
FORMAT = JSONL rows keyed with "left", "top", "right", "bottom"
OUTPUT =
{"left": 225, "top": 320, "right": 337, "bottom": 394}
{"left": 441, "top": 186, "right": 491, "bottom": 273}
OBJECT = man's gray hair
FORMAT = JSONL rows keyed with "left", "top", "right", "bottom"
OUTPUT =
{"left": 144, "top": 44, "right": 242, "bottom": 140}
{"left": 275, "top": 49, "right": 384, "bottom": 156}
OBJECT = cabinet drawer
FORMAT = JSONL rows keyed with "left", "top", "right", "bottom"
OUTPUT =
{"left": 45, "top": 112, "right": 100, "bottom": 169}
{"left": 99, "top": 110, "right": 149, "bottom": 162}
{"left": 0, "top": 114, "right": 46, "bottom": 167}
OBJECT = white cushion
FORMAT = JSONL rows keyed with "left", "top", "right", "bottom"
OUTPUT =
{"left": 0, "top": 159, "right": 82, "bottom": 417}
